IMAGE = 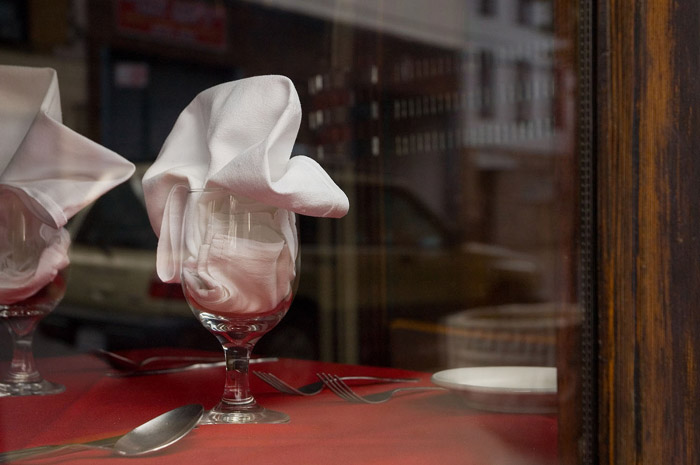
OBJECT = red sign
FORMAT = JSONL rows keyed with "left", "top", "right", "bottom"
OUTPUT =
{"left": 115, "top": 0, "right": 227, "bottom": 51}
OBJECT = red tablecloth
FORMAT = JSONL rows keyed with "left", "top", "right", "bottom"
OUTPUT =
{"left": 0, "top": 350, "right": 557, "bottom": 464}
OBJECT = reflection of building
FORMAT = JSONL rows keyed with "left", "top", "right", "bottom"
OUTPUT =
{"left": 296, "top": 1, "right": 571, "bottom": 367}
{"left": 306, "top": 44, "right": 462, "bottom": 226}
{"left": 300, "top": 1, "right": 569, "bottom": 301}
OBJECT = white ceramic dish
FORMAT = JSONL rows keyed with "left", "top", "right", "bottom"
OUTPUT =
{"left": 431, "top": 366, "right": 557, "bottom": 414}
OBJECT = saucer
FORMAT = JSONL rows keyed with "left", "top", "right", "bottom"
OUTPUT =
{"left": 431, "top": 366, "right": 557, "bottom": 414}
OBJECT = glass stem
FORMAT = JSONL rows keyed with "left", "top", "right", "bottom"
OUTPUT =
{"left": 2, "top": 318, "right": 41, "bottom": 383}
{"left": 221, "top": 345, "right": 254, "bottom": 406}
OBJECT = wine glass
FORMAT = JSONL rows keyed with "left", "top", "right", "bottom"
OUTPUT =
{"left": 181, "top": 188, "right": 299, "bottom": 424}
{"left": 0, "top": 191, "right": 69, "bottom": 397}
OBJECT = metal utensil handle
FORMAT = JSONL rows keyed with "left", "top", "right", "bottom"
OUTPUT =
{"left": 108, "top": 357, "right": 279, "bottom": 377}
{"left": 0, "top": 440, "right": 115, "bottom": 463}
{"left": 108, "top": 361, "right": 226, "bottom": 377}
{"left": 336, "top": 376, "right": 421, "bottom": 384}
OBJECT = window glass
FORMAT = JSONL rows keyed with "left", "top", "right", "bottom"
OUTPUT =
{"left": 0, "top": 0, "right": 581, "bottom": 459}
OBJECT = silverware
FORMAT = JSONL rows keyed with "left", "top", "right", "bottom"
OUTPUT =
{"left": 108, "top": 357, "right": 278, "bottom": 377}
{"left": 254, "top": 371, "right": 420, "bottom": 396}
{"left": 317, "top": 373, "right": 446, "bottom": 404}
{"left": 93, "top": 349, "right": 223, "bottom": 371}
{"left": 0, "top": 404, "right": 203, "bottom": 462}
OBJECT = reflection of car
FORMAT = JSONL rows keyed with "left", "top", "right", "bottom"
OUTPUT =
{"left": 62, "top": 170, "right": 187, "bottom": 319}
{"left": 302, "top": 176, "right": 542, "bottom": 365}
{"left": 312, "top": 179, "right": 541, "bottom": 316}
{"left": 44, "top": 167, "right": 541, "bottom": 363}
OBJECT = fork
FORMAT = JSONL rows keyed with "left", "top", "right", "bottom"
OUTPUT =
{"left": 317, "top": 373, "right": 446, "bottom": 403}
{"left": 253, "top": 371, "right": 420, "bottom": 396}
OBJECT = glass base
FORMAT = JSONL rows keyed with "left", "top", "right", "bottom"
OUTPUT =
{"left": 200, "top": 400, "right": 290, "bottom": 424}
{"left": 0, "top": 379, "right": 65, "bottom": 397}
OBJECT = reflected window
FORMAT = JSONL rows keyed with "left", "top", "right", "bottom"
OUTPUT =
{"left": 479, "top": 0, "right": 497, "bottom": 16}
{"left": 515, "top": 59, "right": 533, "bottom": 123}
{"left": 479, "top": 50, "right": 495, "bottom": 118}
{"left": 518, "top": 0, "right": 535, "bottom": 25}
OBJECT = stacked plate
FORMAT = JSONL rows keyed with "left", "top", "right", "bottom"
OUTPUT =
{"left": 441, "top": 303, "right": 579, "bottom": 368}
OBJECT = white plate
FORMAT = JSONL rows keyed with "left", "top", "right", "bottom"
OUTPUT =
{"left": 431, "top": 366, "right": 557, "bottom": 414}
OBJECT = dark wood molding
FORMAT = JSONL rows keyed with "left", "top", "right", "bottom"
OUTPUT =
{"left": 597, "top": 0, "right": 700, "bottom": 463}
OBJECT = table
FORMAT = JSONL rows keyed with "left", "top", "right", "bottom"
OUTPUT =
{"left": 0, "top": 350, "right": 557, "bottom": 464}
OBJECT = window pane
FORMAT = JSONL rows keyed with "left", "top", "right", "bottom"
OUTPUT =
{"left": 1, "top": 0, "right": 582, "bottom": 461}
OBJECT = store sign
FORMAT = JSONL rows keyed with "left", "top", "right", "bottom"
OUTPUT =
{"left": 115, "top": 0, "right": 227, "bottom": 51}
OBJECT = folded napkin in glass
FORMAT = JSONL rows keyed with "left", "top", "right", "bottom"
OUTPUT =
{"left": 142, "top": 75, "right": 349, "bottom": 286}
{"left": 0, "top": 65, "right": 135, "bottom": 303}
{"left": 181, "top": 205, "right": 297, "bottom": 314}
{"left": 0, "top": 190, "right": 69, "bottom": 304}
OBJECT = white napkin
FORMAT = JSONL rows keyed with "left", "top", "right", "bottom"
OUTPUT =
{"left": 0, "top": 65, "right": 135, "bottom": 304}
{"left": 181, "top": 208, "right": 297, "bottom": 315}
{"left": 143, "top": 75, "right": 349, "bottom": 283}
{"left": 0, "top": 65, "right": 135, "bottom": 228}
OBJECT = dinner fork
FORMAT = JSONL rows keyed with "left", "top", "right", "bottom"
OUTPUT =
{"left": 253, "top": 372, "right": 420, "bottom": 396}
{"left": 317, "top": 373, "right": 446, "bottom": 404}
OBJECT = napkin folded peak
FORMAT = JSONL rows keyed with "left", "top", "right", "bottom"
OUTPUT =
{"left": 143, "top": 75, "right": 349, "bottom": 283}
{"left": 0, "top": 65, "right": 136, "bottom": 228}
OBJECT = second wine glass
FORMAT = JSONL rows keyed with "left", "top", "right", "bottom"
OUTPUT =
{"left": 180, "top": 189, "right": 299, "bottom": 424}
{"left": 0, "top": 190, "right": 69, "bottom": 397}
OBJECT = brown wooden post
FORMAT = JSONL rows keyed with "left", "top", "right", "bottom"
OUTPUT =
{"left": 597, "top": 0, "right": 700, "bottom": 463}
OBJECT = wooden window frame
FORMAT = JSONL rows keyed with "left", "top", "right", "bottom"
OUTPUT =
{"left": 593, "top": 0, "right": 700, "bottom": 464}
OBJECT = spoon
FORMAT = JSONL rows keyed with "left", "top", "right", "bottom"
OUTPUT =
{"left": 0, "top": 404, "right": 204, "bottom": 463}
